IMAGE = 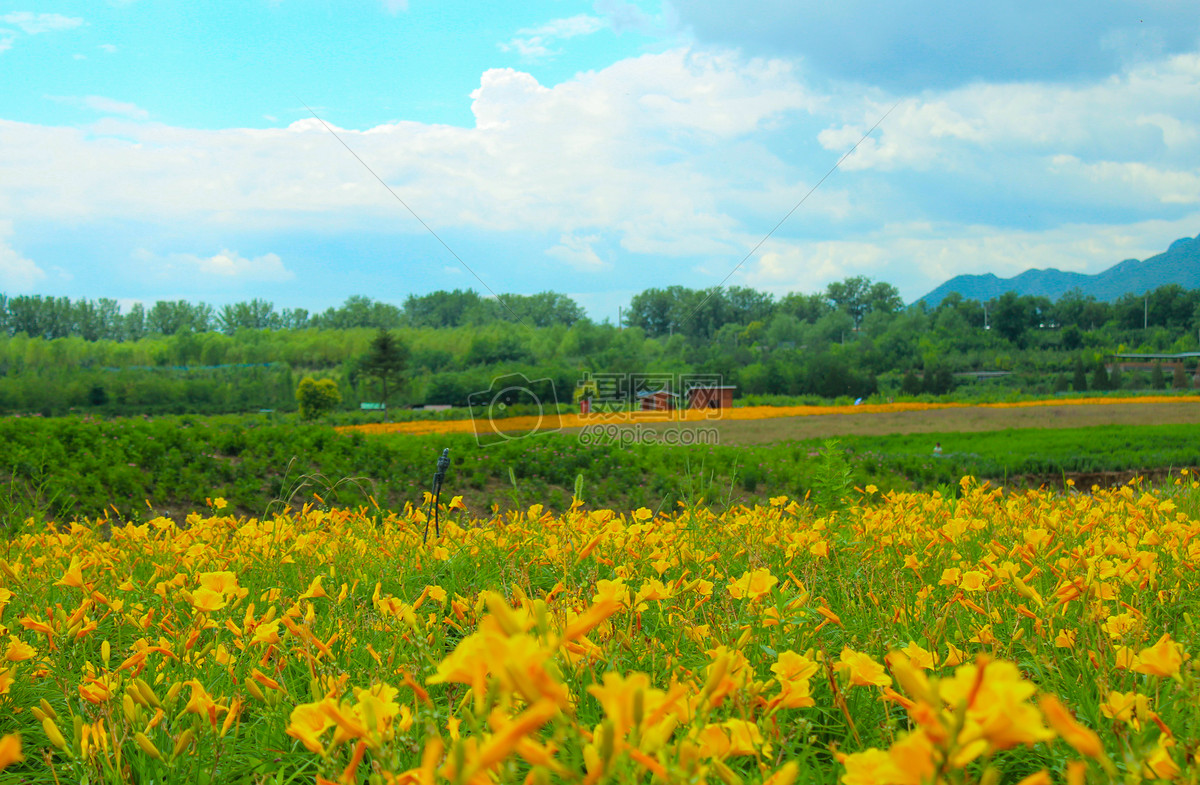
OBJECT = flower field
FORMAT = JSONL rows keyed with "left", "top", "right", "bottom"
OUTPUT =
{"left": 1, "top": 478, "right": 1198, "bottom": 784}
{"left": 337, "top": 395, "right": 1200, "bottom": 437}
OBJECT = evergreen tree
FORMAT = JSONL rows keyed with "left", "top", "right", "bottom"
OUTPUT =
{"left": 1152, "top": 362, "right": 1166, "bottom": 390}
{"left": 1072, "top": 357, "right": 1088, "bottom": 392}
{"left": 1053, "top": 373, "right": 1069, "bottom": 393}
{"left": 1108, "top": 363, "right": 1123, "bottom": 390}
{"left": 1091, "top": 362, "right": 1110, "bottom": 392}
{"left": 900, "top": 369, "right": 922, "bottom": 396}
{"left": 1174, "top": 364, "right": 1191, "bottom": 390}
{"left": 359, "top": 328, "right": 410, "bottom": 411}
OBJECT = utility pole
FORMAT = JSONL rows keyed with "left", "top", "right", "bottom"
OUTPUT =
{"left": 1144, "top": 296, "right": 1148, "bottom": 330}
{"left": 617, "top": 306, "right": 622, "bottom": 332}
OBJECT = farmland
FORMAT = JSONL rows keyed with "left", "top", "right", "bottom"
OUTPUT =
{"left": 4, "top": 399, "right": 1200, "bottom": 526}
{"left": 0, "top": 474, "right": 1197, "bottom": 782}
{"left": 2, "top": 400, "right": 1200, "bottom": 782}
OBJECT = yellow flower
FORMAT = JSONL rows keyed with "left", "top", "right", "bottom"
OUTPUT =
{"left": 938, "top": 568, "right": 961, "bottom": 586}
{"left": 839, "top": 731, "right": 935, "bottom": 785}
{"left": 198, "top": 571, "right": 239, "bottom": 595}
{"left": 592, "top": 579, "right": 630, "bottom": 609}
{"left": 696, "top": 719, "right": 768, "bottom": 757}
{"left": 286, "top": 701, "right": 333, "bottom": 754}
{"left": 299, "top": 576, "right": 328, "bottom": 601}
{"left": 1143, "top": 738, "right": 1180, "bottom": 780}
{"left": 1099, "top": 690, "right": 1151, "bottom": 729}
{"left": 939, "top": 658, "right": 1051, "bottom": 752}
{"left": 1039, "top": 695, "right": 1104, "bottom": 759}
{"left": 895, "top": 642, "right": 937, "bottom": 671}
{"left": 4, "top": 637, "right": 35, "bottom": 663}
{"left": 0, "top": 733, "right": 21, "bottom": 770}
{"left": 1133, "top": 633, "right": 1183, "bottom": 678}
{"left": 189, "top": 587, "right": 228, "bottom": 613}
{"left": 959, "top": 570, "right": 987, "bottom": 592}
{"left": 836, "top": 647, "right": 892, "bottom": 688}
{"left": 771, "top": 651, "right": 819, "bottom": 709}
{"left": 727, "top": 568, "right": 778, "bottom": 601}
{"left": 250, "top": 620, "right": 281, "bottom": 646}
{"left": 634, "top": 579, "right": 673, "bottom": 607}
{"left": 55, "top": 556, "right": 85, "bottom": 589}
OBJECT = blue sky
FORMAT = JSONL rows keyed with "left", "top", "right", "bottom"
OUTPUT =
{"left": 1, "top": 1, "right": 1199, "bottom": 321}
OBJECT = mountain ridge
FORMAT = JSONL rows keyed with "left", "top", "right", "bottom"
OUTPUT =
{"left": 918, "top": 233, "right": 1200, "bottom": 305}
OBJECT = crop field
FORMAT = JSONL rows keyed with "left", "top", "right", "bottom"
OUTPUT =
{"left": 338, "top": 396, "right": 1200, "bottom": 442}
{"left": 1, "top": 476, "right": 1197, "bottom": 783}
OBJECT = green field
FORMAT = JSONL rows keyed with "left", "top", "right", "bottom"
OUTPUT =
{"left": 4, "top": 412, "right": 1200, "bottom": 528}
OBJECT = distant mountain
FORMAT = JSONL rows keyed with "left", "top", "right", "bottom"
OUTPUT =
{"left": 917, "top": 233, "right": 1200, "bottom": 306}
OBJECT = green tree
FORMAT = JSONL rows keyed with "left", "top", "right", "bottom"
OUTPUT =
{"left": 1091, "top": 362, "right": 1110, "bottom": 392}
{"left": 359, "top": 328, "right": 409, "bottom": 410}
{"left": 1061, "top": 325, "right": 1082, "bottom": 351}
{"left": 901, "top": 369, "right": 922, "bottom": 396}
{"left": 1152, "top": 362, "right": 1166, "bottom": 390}
{"left": 1173, "top": 364, "right": 1190, "bottom": 390}
{"left": 1053, "top": 373, "right": 1069, "bottom": 393}
{"left": 1108, "top": 363, "right": 1123, "bottom": 390}
{"left": 296, "top": 376, "right": 341, "bottom": 419}
{"left": 1072, "top": 357, "right": 1088, "bottom": 392}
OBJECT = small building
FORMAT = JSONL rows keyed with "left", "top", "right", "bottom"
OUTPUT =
{"left": 638, "top": 390, "right": 678, "bottom": 411}
{"left": 686, "top": 385, "right": 736, "bottom": 410}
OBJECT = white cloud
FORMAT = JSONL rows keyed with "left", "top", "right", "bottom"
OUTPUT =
{"left": 0, "top": 31, "right": 15, "bottom": 53}
{"left": 0, "top": 48, "right": 813, "bottom": 260}
{"left": 501, "top": 14, "right": 606, "bottom": 60}
{"left": 44, "top": 94, "right": 150, "bottom": 120}
{"left": 135, "top": 249, "right": 294, "bottom": 284}
{"left": 98, "top": 43, "right": 117, "bottom": 53}
{"left": 381, "top": 0, "right": 408, "bottom": 14}
{"left": 547, "top": 233, "right": 607, "bottom": 270}
{"left": 0, "top": 12, "right": 83, "bottom": 34}
{"left": 2, "top": 42, "right": 1199, "bottom": 300}
{"left": 82, "top": 96, "right": 148, "bottom": 120}
{"left": 0, "top": 221, "right": 46, "bottom": 291}
{"left": 736, "top": 215, "right": 1200, "bottom": 301}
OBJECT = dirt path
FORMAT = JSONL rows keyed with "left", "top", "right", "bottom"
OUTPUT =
{"left": 561, "top": 400, "right": 1200, "bottom": 445}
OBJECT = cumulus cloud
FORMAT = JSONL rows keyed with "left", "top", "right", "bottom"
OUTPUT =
{"left": 0, "top": 12, "right": 83, "bottom": 34}
{"left": 500, "top": 14, "right": 606, "bottom": 60}
{"left": 0, "top": 221, "right": 46, "bottom": 291}
{"left": 1, "top": 41, "right": 1198, "bottom": 300}
{"left": 547, "top": 233, "right": 607, "bottom": 270}
{"left": 736, "top": 215, "right": 1200, "bottom": 301}
{"left": 0, "top": 48, "right": 813, "bottom": 258}
{"left": 135, "top": 249, "right": 294, "bottom": 284}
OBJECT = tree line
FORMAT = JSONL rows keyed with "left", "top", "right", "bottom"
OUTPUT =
{"left": 4, "top": 279, "right": 1200, "bottom": 415}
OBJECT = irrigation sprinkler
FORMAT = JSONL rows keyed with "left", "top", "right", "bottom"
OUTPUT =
{"left": 424, "top": 447, "right": 451, "bottom": 544}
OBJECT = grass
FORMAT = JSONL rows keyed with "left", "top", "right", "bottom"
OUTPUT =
{"left": 5, "top": 410, "right": 1200, "bottom": 526}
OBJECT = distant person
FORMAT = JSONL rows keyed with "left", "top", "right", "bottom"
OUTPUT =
{"left": 933, "top": 442, "right": 943, "bottom": 456}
